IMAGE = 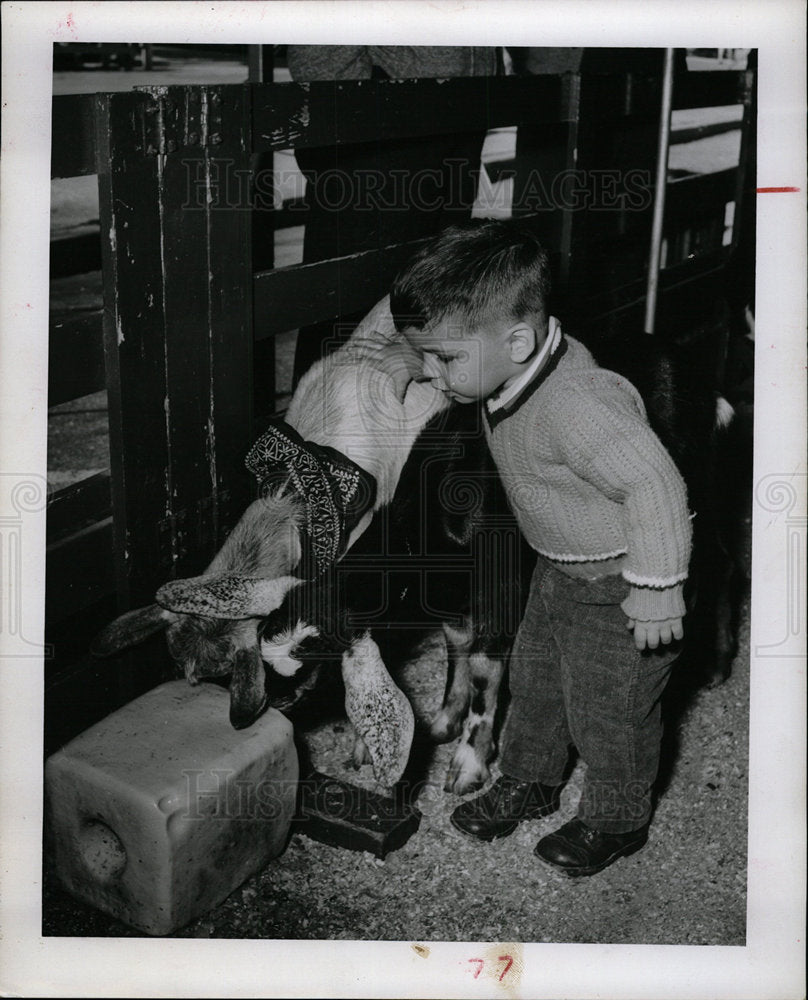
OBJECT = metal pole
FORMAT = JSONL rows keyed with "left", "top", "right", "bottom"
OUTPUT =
{"left": 644, "top": 48, "right": 675, "bottom": 334}
{"left": 248, "top": 45, "right": 265, "bottom": 83}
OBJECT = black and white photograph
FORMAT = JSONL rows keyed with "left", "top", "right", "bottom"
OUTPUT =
{"left": 0, "top": 2, "right": 805, "bottom": 997}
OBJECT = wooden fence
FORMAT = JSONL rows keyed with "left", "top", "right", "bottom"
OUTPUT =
{"left": 45, "top": 63, "right": 756, "bottom": 748}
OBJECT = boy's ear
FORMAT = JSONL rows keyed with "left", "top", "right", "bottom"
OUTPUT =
{"left": 507, "top": 322, "right": 537, "bottom": 364}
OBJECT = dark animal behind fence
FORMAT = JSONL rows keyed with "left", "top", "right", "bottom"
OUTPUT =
{"left": 586, "top": 302, "right": 739, "bottom": 688}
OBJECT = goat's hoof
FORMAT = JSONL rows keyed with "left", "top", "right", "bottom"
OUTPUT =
{"left": 430, "top": 711, "right": 463, "bottom": 744}
{"left": 444, "top": 744, "right": 489, "bottom": 795}
{"left": 698, "top": 649, "right": 734, "bottom": 689}
{"left": 703, "top": 664, "right": 732, "bottom": 689}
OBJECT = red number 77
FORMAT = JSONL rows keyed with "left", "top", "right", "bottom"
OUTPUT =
{"left": 467, "top": 956, "right": 513, "bottom": 981}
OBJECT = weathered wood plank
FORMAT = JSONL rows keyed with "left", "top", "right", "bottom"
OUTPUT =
{"left": 50, "top": 232, "right": 103, "bottom": 278}
{"left": 43, "top": 635, "right": 175, "bottom": 756}
{"left": 46, "top": 472, "right": 112, "bottom": 544}
{"left": 569, "top": 252, "right": 729, "bottom": 336}
{"left": 96, "top": 90, "right": 173, "bottom": 608}
{"left": 251, "top": 76, "right": 570, "bottom": 152}
{"left": 669, "top": 118, "right": 741, "bottom": 145}
{"left": 96, "top": 86, "right": 256, "bottom": 608}
{"left": 269, "top": 197, "right": 308, "bottom": 230}
{"left": 254, "top": 235, "right": 566, "bottom": 341}
{"left": 46, "top": 518, "right": 115, "bottom": 620}
{"left": 158, "top": 92, "right": 221, "bottom": 581}
{"left": 49, "top": 74, "right": 747, "bottom": 177}
{"left": 48, "top": 310, "right": 105, "bottom": 406}
{"left": 665, "top": 167, "right": 737, "bottom": 223}
{"left": 253, "top": 238, "right": 432, "bottom": 338}
{"left": 672, "top": 70, "right": 749, "bottom": 110}
{"left": 51, "top": 94, "right": 98, "bottom": 178}
{"left": 200, "top": 86, "right": 256, "bottom": 547}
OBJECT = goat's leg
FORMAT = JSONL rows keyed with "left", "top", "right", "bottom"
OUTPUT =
{"left": 704, "top": 544, "right": 738, "bottom": 688}
{"left": 687, "top": 522, "right": 738, "bottom": 689}
{"left": 445, "top": 650, "right": 505, "bottom": 794}
{"left": 431, "top": 621, "right": 474, "bottom": 743}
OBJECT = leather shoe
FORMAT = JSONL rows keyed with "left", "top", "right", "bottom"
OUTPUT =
{"left": 450, "top": 774, "right": 561, "bottom": 842}
{"left": 534, "top": 818, "right": 649, "bottom": 876}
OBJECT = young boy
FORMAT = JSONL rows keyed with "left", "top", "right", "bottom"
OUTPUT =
{"left": 375, "top": 218, "right": 692, "bottom": 877}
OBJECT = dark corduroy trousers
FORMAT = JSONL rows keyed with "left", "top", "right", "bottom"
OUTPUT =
{"left": 500, "top": 557, "right": 680, "bottom": 833}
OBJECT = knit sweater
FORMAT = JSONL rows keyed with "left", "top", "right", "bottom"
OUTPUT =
{"left": 484, "top": 332, "right": 692, "bottom": 622}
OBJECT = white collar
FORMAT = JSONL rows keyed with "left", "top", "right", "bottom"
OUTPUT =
{"left": 486, "top": 316, "right": 562, "bottom": 414}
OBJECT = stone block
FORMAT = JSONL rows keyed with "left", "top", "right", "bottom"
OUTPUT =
{"left": 45, "top": 680, "right": 298, "bottom": 935}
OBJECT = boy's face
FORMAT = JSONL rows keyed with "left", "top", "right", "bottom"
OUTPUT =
{"left": 402, "top": 317, "right": 536, "bottom": 404}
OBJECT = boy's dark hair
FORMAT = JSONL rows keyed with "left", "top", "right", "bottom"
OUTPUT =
{"left": 390, "top": 218, "right": 552, "bottom": 333}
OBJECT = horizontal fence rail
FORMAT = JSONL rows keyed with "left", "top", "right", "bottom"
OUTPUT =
{"left": 48, "top": 311, "right": 106, "bottom": 407}
{"left": 50, "top": 70, "right": 752, "bottom": 179}
{"left": 253, "top": 238, "right": 431, "bottom": 338}
{"left": 252, "top": 76, "right": 572, "bottom": 151}
{"left": 671, "top": 69, "right": 754, "bottom": 110}
{"left": 46, "top": 471, "right": 112, "bottom": 543}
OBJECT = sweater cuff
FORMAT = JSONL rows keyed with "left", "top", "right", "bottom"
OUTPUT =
{"left": 621, "top": 583, "right": 686, "bottom": 622}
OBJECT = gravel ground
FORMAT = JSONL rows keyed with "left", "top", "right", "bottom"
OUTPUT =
{"left": 43, "top": 558, "right": 750, "bottom": 945}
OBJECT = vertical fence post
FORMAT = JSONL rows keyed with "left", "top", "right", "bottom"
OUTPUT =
{"left": 247, "top": 45, "right": 275, "bottom": 83}
{"left": 97, "top": 85, "right": 254, "bottom": 611}
{"left": 251, "top": 78, "right": 278, "bottom": 422}
{"left": 644, "top": 48, "right": 675, "bottom": 334}
{"left": 560, "top": 54, "right": 664, "bottom": 328}
{"left": 730, "top": 57, "right": 757, "bottom": 257}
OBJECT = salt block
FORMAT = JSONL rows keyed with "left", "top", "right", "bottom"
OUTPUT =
{"left": 45, "top": 680, "right": 298, "bottom": 935}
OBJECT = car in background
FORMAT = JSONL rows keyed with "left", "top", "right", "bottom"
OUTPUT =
{"left": 53, "top": 43, "right": 141, "bottom": 71}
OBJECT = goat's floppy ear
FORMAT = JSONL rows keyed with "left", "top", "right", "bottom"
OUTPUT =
{"left": 341, "top": 632, "right": 415, "bottom": 787}
{"left": 156, "top": 575, "right": 304, "bottom": 619}
{"left": 228, "top": 644, "right": 267, "bottom": 730}
{"left": 90, "top": 604, "right": 171, "bottom": 657}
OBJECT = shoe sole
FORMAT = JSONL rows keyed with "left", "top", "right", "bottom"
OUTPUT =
{"left": 450, "top": 801, "right": 559, "bottom": 843}
{"left": 534, "top": 835, "right": 648, "bottom": 877}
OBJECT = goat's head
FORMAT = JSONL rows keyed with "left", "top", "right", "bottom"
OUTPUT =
{"left": 92, "top": 491, "right": 416, "bottom": 784}
{"left": 91, "top": 494, "right": 304, "bottom": 729}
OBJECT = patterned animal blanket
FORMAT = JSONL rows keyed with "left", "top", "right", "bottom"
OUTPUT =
{"left": 245, "top": 419, "right": 377, "bottom": 576}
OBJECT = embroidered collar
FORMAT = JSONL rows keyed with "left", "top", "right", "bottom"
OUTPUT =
{"left": 245, "top": 419, "right": 377, "bottom": 576}
{"left": 485, "top": 317, "right": 567, "bottom": 430}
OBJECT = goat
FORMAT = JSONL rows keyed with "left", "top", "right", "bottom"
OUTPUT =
{"left": 93, "top": 296, "right": 506, "bottom": 789}
{"left": 258, "top": 398, "right": 529, "bottom": 794}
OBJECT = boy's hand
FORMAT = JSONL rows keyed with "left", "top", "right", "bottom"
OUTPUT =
{"left": 626, "top": 616, "right": 684, "bottom": 651}
{"left": 350, "top": 329, "right": 424, "bottom": 402}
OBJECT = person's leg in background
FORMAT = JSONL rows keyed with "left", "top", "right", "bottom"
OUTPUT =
{"left": 291, "top": 130, "right": 486, "bottom": 385}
